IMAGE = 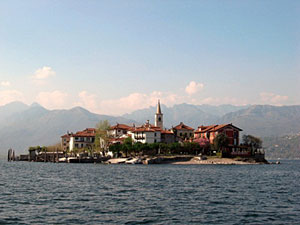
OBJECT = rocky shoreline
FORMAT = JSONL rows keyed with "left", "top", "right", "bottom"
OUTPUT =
{"left": 106, "top": 156, "right": 269, "bottom": 165}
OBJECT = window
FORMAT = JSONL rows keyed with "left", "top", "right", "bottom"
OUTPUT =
{"left": 180, "top": 132, "right": 182, "bottom": 136}
{"left": 154, "top": 139, "right": 157, "bottom": 143}
{"left": 154, "top": 133, "right": 157, "bottom": 137}
{"left": 158, "top": 117, "right": 161, "bottom": 122}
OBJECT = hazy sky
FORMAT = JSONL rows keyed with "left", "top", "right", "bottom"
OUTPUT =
{"left": 0, "top": 0, "right": 299, "bottom": 115}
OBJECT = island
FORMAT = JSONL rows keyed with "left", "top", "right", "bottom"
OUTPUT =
{"left": 10, "top": 100, "right": 268, "bottom": 165}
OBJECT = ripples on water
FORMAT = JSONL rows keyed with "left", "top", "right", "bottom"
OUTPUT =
{"left": 0, "top": 160, "right": 300, "bottom": 224}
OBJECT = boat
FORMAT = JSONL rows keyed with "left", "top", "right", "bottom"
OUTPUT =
{"left": 125, "top": 158, "right": 143, "bottom": 164}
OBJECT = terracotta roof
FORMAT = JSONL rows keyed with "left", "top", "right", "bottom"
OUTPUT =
{"left": 109, "top": 137, "right": 127, "bottom": 142}
{"left": 173, "top": 122, "right": 194, "bottom": 131}
{"left": 195, "top": 124, "right": 242, "bottom": 133}
{"left": 194, "top": 125, "right": 216, "bottom": 133}
{"left": 61, "top": 134, "right": 71, "bottom": 138}
{"left": 215, "top": 124, "right": 242, "bottom": 131}
{"left": 161, "top": 130, "right": 174, "bottom": 134}
{"left": 136, "top": 123, "right": 162, "bottom": 131}
{"left": 72, "top": 128, "right": 96, "bottom": 137}
{"left": 110, "top": 123, "right": 132, "bottom": 130}
{"left": 131, "top": 127, "right": 156, "bottom": 133}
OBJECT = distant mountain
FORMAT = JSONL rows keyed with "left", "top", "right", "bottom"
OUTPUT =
{"left": 124, "top": 103, "right": 300, "bottom": 137}
{"left": 0, "top": 101, "right": 29, "bottom": 124}
{"left": 217, "top": 105, "right": 300, "bottom": 137}
{"left": 0, "top": 102, "right": 135, "bottom": 154}
{"left": 193, "top": 104, "right": 249, "bottom": 117}
{"left": 123, "top": 103, "right": 247, "bottom": 128}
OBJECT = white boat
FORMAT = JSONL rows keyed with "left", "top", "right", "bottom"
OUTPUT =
{"left": 125, "top": 158, "right": 142, "bottom": 164}
{"left": 58, "top": 157, "right": 68, "bottom": 163}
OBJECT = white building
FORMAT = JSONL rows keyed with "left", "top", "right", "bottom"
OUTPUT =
{"left": 108, "top": 123, "right": 132, "bottom": 137}
{"left": 129, "top": 123, "right": 162, "bottom": 144}
{"left": 68, "top": 128, "right": 96, "bottom": 151}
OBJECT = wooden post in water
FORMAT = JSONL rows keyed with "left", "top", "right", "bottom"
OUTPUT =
{"left": 56, "top": 147, "right": 58, "bottom": 163}
{"left": 7, "top": 149, "right": 12, "bottom": 162}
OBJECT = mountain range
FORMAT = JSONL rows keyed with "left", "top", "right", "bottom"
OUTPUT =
{"left": 0, "top": 101, "right": 300, "bottom": 156}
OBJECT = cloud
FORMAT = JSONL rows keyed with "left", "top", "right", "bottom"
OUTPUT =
{"left": 31, "top": 66, "right": 56, "bottom": 85}
{"left": 36, "top": 90, "right": 68, "bottom": 109}
{"left": 0, "top": 90, "right": 25, "bottom": 106}
{"left": 100, "top": 91, "right": 184, "bottom": 115}
{"left": 185, "top": 81, "right": 204, "bottom": 95}
{"left": 75, "top": 91, "right": 99, "bottom": 112}
{"left": 32, "top": 66, "right": 56, "bottom": 79}
{"left": 0, "top": 81, "right": 11, "bottom": 87}
{"left": 260, "top": 92, "right": 289, "bottom": 105}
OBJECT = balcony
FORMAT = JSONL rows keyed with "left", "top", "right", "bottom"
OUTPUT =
{"left": 134, "top": 136, "right": 145, "bottom": 140}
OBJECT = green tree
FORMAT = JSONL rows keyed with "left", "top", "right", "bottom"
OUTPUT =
{"left": 213, "top": 133, "right": 229, "bottom": 153}
{"left": 133, "top": 142, "right": 143, "bottom": 155}
{"left": 123, "top": 137, "right": 133, "bottom": 157}
{"left": 109, "top": 144, "right": 122, "bottom": 157}
{"left": 242, "top": 134, "right": 262, "bottom": 154}
{"left": 94, "top": 120, "right": 111, "bottom": 154}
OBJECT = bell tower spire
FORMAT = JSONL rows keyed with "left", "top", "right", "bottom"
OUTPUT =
{"left": 155, "top": 100, "right": 163, "bottom": 129}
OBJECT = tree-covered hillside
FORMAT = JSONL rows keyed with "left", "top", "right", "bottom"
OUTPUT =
{"left": 263, "top": 134, "right": 300, "bottom": 159}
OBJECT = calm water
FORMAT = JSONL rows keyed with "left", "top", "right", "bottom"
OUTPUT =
{"left": 0, "top": 160, "right": 300, "bottom": 225}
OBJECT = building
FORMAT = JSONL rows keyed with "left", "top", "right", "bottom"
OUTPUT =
{"left": 194, "top": 123, "right": 242, "bottom": 149}
{"left": 172, "top": 122, "right": 194, "bottom": 141}
{"left": 108, "top": 123, "right": 132, "bottom": 137}
{"left": 67, "top": 128, "right": 96, "bottom": 151}
{"left": 129, "top": 121, "right": 162, "bottom": 144}
{"left": 61, "top": 133, "right": 71, "bottom": 151}
{"left": 161, "top": 130, "right": 175, "bottom": 144}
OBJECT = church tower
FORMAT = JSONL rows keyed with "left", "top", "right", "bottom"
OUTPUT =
{"left": 155, "top": 100, "right": 163, "bottom": 129}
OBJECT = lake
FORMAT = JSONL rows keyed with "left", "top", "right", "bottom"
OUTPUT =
{"left": 0, "top": 160, "right": 299, "bottom": 224}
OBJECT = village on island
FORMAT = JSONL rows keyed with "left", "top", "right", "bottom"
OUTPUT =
{"left": 9, "top": 100, "right": 268, "bottom": 164}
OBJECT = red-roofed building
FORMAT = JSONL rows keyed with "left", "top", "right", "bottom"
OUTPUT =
{"left": 109, "top": 123, "right": 133, "bottom": 137}
{"left": 172, "top": 122, "right": 194, "bottom": 141}
{"left": 161, "top": 129, "right": 175, "bottom": 144}
{"left": 67, "top": 128, "right": 96, "bottom": 151}
{"left": 128, "top": 121, "right": 162, "bottom": 143}
{"left": 194, "top": 123, "right": 242, "bottom": 147}
{"left": 61, "top": 133, "right": 71, "bottom": 151}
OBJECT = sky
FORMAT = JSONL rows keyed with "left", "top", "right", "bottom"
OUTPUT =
{"left": 0, "top": 0, "right": 299, "bottom": 115}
